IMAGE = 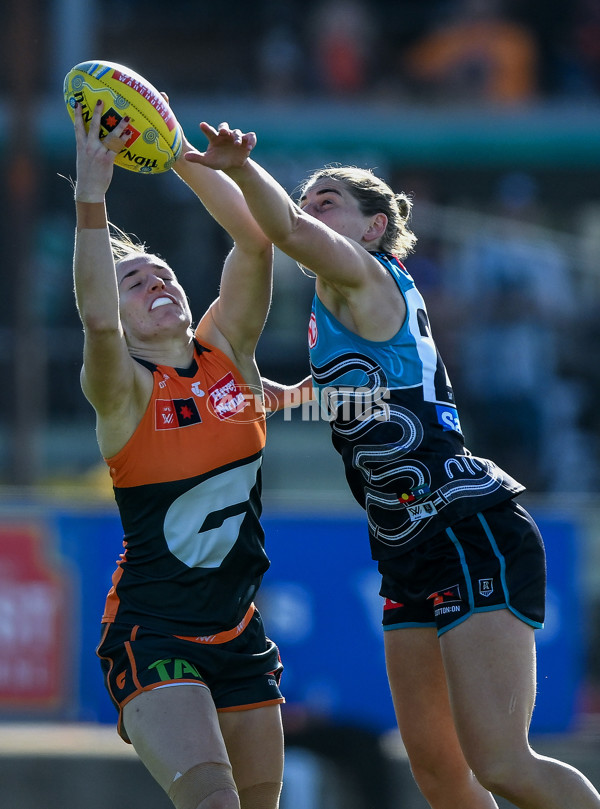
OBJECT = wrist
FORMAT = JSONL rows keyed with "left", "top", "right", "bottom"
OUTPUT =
{"left": 75, "top": 190, "right": 106, "bottom": 203}
{"left": 223, "top": 160, "right": 252, "bottom": 184}
{"left": 76, "top": 200, "right": 108, "bottom": 230}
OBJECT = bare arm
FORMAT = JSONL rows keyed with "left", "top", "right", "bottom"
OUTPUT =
{"left": 261, "top": 375, "right": 314, "bottom": 413}
{"left": 172, "top": 122, "right": 273, "bottom": 359}
{"left": 72, "top": 101, "right": 148, "bottom": 432}
{"left": 185, "top": 128, "right": 378, "bottom": 292}
{"left": 185, "top": 124, "right": 406, "bottom": 342}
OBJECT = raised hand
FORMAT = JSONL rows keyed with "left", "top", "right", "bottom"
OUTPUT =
{"left": 74, "top": 100, "right": 132, "bottom": 201}
{"left": 184, "top": 122, "right": 256, "bottom": 171}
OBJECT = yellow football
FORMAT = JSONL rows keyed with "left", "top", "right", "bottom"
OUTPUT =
{"left": 63, "top": 60, "right": 183, "bottom": 174}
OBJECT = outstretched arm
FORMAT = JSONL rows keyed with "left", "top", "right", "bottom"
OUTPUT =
{"left": 184, "top": 123, "right": 408, "bottom": 345}
{"left": 73, "top": 101, "right": 141, "bottom": 417}
{"left": 262, "top": 375, "right": 314, "bottom": 413}
{"left": 171, "top": 121, "right": 273, "bottom": 360}
{"left": 184, "top": 124, "right": 376, "bottom": 292}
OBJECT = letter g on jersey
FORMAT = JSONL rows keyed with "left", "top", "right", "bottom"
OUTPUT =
{"left": 163, "top": 458, "right": 262, "bottom": 568}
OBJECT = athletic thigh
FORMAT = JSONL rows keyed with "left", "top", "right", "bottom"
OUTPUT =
{"left": 98, "top": 616, "right": 284, "bottom": 744}
{"left": 384, "top": 627, "right": 469, "bottom": 765}
{"left": 219, "top": 704, "right": 284, "bottom": 791}
{"left": 440, "top": 609, "right": 537, "bottom": 767}
{"left": 123, "top": 684, "right": 231, "bottom": 792}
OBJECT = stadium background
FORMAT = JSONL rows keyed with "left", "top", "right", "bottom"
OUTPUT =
{"left": 2, "top": 0, "right": 600, "bottom": 806}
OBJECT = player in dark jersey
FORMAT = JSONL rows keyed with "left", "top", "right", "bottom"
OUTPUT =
{"left": 71, "top": 103, "right": 284, "bottom": 809}
{"left": 185, "top": 127, "right": 600, "bottom": 809}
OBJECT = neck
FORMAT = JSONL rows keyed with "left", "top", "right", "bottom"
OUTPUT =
{"left": 127, "top": 331, "right": 195, "bottom": 368}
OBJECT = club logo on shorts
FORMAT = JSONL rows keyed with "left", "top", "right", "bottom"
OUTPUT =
{"left": 479, "top": 578, "right": 494, "bottom": 597}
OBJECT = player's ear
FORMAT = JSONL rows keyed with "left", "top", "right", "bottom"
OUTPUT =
{"left": 363, "top": 213, "right": 387, "bottom": 243}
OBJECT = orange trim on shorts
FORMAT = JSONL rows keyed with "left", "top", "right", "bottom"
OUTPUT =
{"left": 174, "top": 603, "right": 256, "bottom": 645}
{"left": 124, "top": 625, "right": 143, "bottom": 690}
{"left": 120, "top": 679, "right": 209, "bottom": 709}
{"left": 217, "top": 697, "right": 285, "bottom": 713}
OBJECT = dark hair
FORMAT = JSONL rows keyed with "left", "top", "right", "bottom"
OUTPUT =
{"left": 300, "top": 166, "right": 417, "bottom": 258}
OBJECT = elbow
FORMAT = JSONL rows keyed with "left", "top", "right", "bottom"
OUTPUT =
{"left": 258, "top": 242, "right": 274, "bottom": 263}
{"left": 237, "top": 240, "right": 273, "bottom": 265}
{"left": 80, "top": 311, "right": 121, "bottom": 336}
{"left": 271, "top": 213, "right": 306, "bottom": 255}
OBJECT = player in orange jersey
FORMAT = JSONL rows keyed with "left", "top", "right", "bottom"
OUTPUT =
{"left": 71, "top": 100, "right": 284, "bottom": 809}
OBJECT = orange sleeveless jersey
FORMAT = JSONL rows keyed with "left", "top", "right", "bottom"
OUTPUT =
{"left": 102, "top": 340, "right": 269, "bottom": 636}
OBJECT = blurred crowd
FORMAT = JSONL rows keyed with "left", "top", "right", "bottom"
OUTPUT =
{"left": 88, "top": 0, "right": 600, "bottom": 105}
{"left": 18, "top": 0, "right": 600, "bottom": 104}
{"left": 401, "top": 171, "right": 600, "bottom": 494}
{"left": 24, "top": 158, "right": 600, "bottom": 495}
{"left": 4, "top": 0, "right": 600, "bottom": 496}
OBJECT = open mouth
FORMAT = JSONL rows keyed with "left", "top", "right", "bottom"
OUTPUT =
{"left": 151, "top": 296, "right": 173, "bottom": 310}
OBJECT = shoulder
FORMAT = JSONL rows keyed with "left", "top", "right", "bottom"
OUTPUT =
{"left": 94, "top": 360, "right": 155, "bottom": 458}
{"left": 371, "top": 252, "right": 413, "bottom": 284}
{"left": 194, "top": 307, "right": 237, "bottom": 364}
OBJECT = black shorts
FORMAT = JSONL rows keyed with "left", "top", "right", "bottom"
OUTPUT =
{"left": 379, "top": 499, "right": 546, "bottom": 636}
{"left": 97, "top": 606, "right": 284, "bottom": 742}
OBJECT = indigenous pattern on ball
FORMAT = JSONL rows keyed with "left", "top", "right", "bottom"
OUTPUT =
{"left": 63, "top": 60, "right": 183, "bottom": 174}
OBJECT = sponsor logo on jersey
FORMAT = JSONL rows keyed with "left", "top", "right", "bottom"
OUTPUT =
{"left": 407, "top": 501, "right": 438, "bottom": 521}
{"left": 208, "top": 372, "right": 248, "bottom": 420}
{"left": 308, "top": 312, "right": 318, "bottom": 349}
{"left": 479, "top": 578, "right": 494, "bottom": 597}
{"left": 191, "top": 381, "right": 205, "bottom": 397}
{"left": 436, "top": 404, "right": 462, "bottom": 434}
{"left": 155, "top": 397, "right": 202, "bottom": 429}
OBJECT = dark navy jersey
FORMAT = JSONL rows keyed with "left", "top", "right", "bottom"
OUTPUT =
{"left": 308, "top": 252, "right": 524, "bottom": 560}
{"left": 103, "top": 341, "right": 269, "bottom": 636}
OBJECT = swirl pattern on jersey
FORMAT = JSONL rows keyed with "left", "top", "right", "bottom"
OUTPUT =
{"left": 309, "top": 254, "right": 523, "bottom": 558}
